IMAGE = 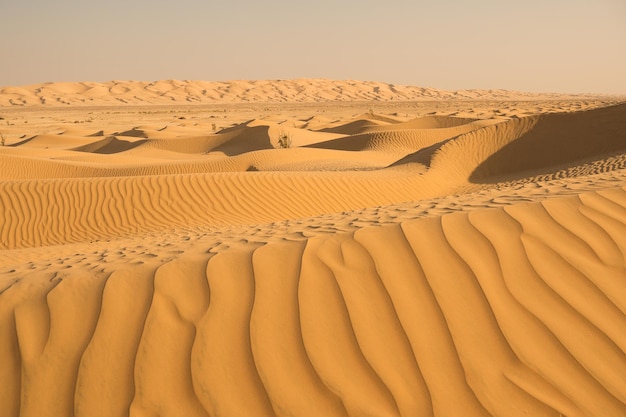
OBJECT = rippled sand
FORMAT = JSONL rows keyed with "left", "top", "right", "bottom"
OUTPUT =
{"left": 1, "top": 82, "right": 625, "bottom": 417}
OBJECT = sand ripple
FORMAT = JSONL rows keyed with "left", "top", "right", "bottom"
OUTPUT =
{"left": 1, "top": 189, "right": 625, "bottom": 417}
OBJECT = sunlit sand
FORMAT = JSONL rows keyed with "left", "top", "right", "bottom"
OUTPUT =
{"left": 1, "top": 79, "right": 625, "bottom": 417}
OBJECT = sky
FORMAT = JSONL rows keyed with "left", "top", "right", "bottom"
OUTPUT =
{"left": 1, "top": 0, "right": 625, "bottom": 94}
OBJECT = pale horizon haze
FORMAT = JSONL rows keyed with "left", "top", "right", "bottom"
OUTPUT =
{"left": 1, "top": 0, "right": 625, "bottom": 94}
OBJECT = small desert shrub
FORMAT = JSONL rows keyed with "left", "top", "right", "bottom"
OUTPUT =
{"left": 277, "top": 130, "right": 292, "bottom": 149}
{"left": 0, "top": 131, "right": 5, "bottom": 146}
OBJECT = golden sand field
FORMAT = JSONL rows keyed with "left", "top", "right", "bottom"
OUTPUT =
{"left": 1, "top": 79, "right": 625, "bottom": 417}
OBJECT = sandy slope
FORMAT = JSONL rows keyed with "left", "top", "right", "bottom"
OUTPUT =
{"left": 1, "top": 187, "right": 626, "bottom": 417}
{"left": 1, "top": 103, "right": 625, "bottom": 249}
{"left": 0, "top": 88, "right": 625, "bottom": 417}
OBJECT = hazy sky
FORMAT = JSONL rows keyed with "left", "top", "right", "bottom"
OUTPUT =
{"left": 1, "top": 0, "right": 625, "bottom": 93}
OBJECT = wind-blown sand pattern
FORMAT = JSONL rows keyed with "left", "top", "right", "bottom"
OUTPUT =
{"left": 1, "top": 81, "right": 625, "bottom": 417}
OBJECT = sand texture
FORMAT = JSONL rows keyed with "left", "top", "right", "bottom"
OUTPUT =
{"left": 1, "top": 83, "right": 625, "bottom": 417}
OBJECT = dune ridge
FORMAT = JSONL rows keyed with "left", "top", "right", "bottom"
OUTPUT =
{"left": 0, "top": 79, "right": 616, "bottom": 107}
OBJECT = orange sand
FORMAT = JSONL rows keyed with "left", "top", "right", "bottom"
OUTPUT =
{"left": 1, "top": 80, "right": 625, "bottom": 417}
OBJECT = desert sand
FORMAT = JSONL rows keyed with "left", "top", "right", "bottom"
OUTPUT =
{"left": 1, "top": 79, "right": 625, "bottom": 417}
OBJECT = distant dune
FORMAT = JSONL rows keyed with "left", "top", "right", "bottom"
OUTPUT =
{"left": 0, "top": 85, "right": 625, "bottom": 417}
{"left": 0, "top": 79, "right": 613, "bottom": 106}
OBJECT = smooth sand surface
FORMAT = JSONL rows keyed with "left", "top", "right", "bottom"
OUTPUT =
{"left": 1, "top": 80, "right": 625, "bottom": 417}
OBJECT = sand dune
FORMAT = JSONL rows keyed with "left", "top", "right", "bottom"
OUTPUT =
{"left": 2, "top": 104, "right": 625, "bottom": 249}
{"left": 0, "top": 79, "right": 615, "bottom": 107}
{"left": 1, "top": 88, "right": 625, "bottom": 417}
{"left": 1, "top": 188, "right": 625, "bottom": 417}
